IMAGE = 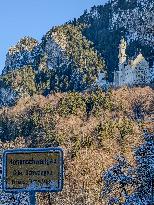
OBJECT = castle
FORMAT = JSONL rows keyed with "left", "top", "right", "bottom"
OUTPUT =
{"left": 113, "top": 38, "right": 154, "bottom": 87}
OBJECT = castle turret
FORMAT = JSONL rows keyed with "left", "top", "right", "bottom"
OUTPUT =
{"left": 116, "top": 38, "right": 127, "bottom": 86}
{"left": 118, "top": 38, "right": 127, "bottom": 64}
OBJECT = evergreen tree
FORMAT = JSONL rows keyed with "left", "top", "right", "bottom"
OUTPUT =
{"left": 102, "top": 130, "right": 154, "bottom": 204}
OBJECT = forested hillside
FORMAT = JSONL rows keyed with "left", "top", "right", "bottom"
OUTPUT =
{"left": 0, "top": 0, "right": 154, "bottom": 204}
{"left": 76, "top": 0, "right": 154, "bottom": 80}
{"left": 1, "top": 87, "right": 154, "bottom": 204}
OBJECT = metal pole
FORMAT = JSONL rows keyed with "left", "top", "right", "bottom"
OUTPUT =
{"left": 152, "top": 175, "right": 154, "bottom": 205}
{"left": 29, "top": 192, "right": 36, "bottom": 205}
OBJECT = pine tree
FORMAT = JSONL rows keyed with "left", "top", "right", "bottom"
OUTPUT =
{"left": 102, "top": 130, "right": 154, "bottom": 204}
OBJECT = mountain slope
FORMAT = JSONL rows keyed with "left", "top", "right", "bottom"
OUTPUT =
{"left": 0, "top": 25, "right": 106, "bottom": 107}
{"left": 0, "top": 0, "right": 153, "bottom": 107}
{"left": 42, "top": 24, "right": 105, "bottom": 91}
{"left": 3, "top": 37, "right": 41, "bottom": 74}
{"left": 76, "top": 0, "right": 154, "bottom": 80}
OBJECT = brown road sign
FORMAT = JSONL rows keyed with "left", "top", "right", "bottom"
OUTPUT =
{"left": 2, "top": 148, "right": 63, "bottom": 192}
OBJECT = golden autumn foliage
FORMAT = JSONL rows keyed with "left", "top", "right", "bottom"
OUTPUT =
{"left": 0, "top": 86, "right": 153, "bottom": 204}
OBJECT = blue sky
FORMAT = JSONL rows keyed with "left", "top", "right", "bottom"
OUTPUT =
{"left": 0, "top": 0, "right": 108, "bottom": 73}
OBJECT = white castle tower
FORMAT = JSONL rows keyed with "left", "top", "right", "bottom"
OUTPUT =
{"left": 114, "top": 38, "right": 127, "bottom": 86}
{"left": 118, "top": 38, "right": 127, "bottom": 64}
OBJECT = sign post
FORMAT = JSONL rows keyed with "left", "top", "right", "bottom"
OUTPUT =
{"left": 30, "top": 192, "right": 36, "bottom": 205}
{"left": 2, "top": 148, "right": 63, "bottom": 204}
